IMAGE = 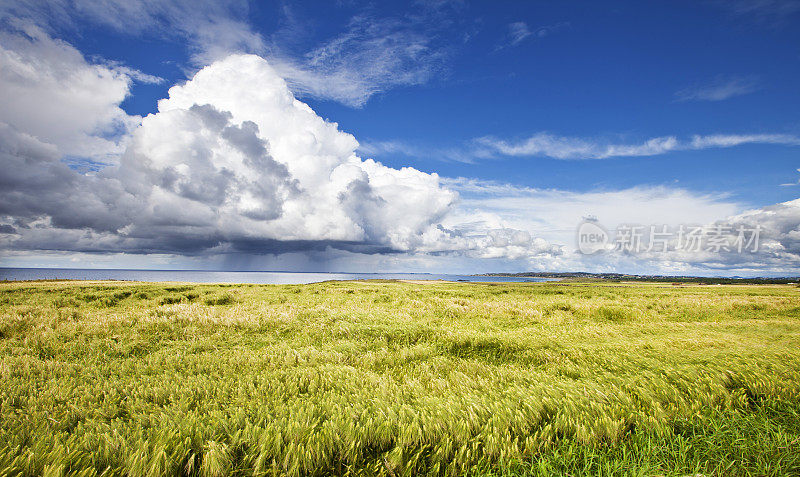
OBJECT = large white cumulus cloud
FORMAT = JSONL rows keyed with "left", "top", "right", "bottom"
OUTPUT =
{"left": 0, "top": 52, "right": 558, "bottom": 261}
{"left": 120, "top": 54, "right": 458, "bottom": 252}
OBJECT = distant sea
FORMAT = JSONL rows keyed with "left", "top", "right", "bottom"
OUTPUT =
{"left": 0, "top": 268, "right": 557, "bottom": 285}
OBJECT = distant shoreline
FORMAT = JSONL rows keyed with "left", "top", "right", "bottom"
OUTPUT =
{"left": 474, "top": 272, "right": 799, "bottom": 285}
{"left": 0, "top": 268, "right": 554, "bottom": 285}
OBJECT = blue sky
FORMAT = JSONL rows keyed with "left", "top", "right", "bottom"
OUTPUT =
{"left": 72, "top": 1, "right": 800, "bottom": 203}
{"left": 1, "top": 1, "right": 799, "bottom": 274}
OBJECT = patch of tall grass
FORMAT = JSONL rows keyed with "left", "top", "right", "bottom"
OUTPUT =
{"left": 0, "top": 280, "right": 798, "bottom": 475}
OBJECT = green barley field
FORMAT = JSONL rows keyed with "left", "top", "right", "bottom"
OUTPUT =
{"left": 1, "top": 279, "right": 799, "bottom": 476}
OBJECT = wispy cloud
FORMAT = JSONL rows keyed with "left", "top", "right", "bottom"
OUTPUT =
{"left": 507, "top": 22, "right": 532, "bottom": 45}
{"left": 476, "top": 132, "right": 800, "bottom": 160}
{"left": 675, "top": 76, "right": 759, "bottom": 102}
{"left": 476, "top": 134, "right": 678, "bottom": 160}
{"left": 269, "top": 14, "right": 450, "bottom": 108}
{"left": 0, "top": 0, "right": 266, "bottom": 65}
{"left": 719, "top": 0, "right": 800, "bottom": 24}
{"left": 499, "top": 21, "right": 568, "bottom": 49}
{"left": 780, "top": 168, "right": 800, "bottom": 186}
{"left": 688, "top": 134, "right": 800, "bottom": 148}
{"left": 728, "top": 0, "right": 800, "bottom": 14}
{"left": 358, "top": 140, "right": 475, "bottom": 163}
{"left": 358, "top": 132, "right": 800, "bottom": 162}
{"left": 93, "top": 58, "right": 166, "bottom": 84}
{"left": 2, "top": 0, "right": 457, "bottom": 108}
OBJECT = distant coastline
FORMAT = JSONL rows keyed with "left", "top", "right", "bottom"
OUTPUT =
{"left": 0, "top": 268, "right": 555, "bottom": 285}
{"left": 474, "top": 272, "right": 800, "bottom": 285}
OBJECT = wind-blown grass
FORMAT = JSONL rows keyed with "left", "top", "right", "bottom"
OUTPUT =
{"left": 0, "top": 280, "right": 798, "bottom": 475}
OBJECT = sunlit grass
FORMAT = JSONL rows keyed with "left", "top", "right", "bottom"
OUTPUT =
{"left": 0, "top": 279, "right": 799, "bottom": 475}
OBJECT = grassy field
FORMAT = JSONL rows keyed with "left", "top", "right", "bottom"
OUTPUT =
{"left": 0, "top": 279, "right": 799, "bottom": 476}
